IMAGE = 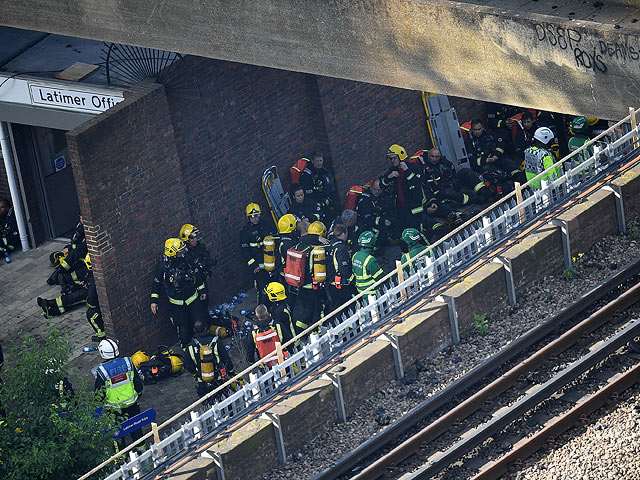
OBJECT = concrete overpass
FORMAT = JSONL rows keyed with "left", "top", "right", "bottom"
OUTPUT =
{"left": 2, "top": 0, "right": 640, "bottom": 120}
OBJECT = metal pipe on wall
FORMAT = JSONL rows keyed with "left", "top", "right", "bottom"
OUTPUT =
{"left": 0, "top": 121, "right": 30, "bottom": 251}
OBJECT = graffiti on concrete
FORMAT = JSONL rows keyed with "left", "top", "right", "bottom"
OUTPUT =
{"left": 534, "top": 23, "right": 608, "bottom": 74}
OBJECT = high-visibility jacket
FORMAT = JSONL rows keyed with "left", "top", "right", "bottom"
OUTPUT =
{"left": 401, "top": 244, "right": 431, "bottom": 275}
{"left": 568, "top": 135, "right": 593, "bottom": 165}
{"left": 252, "top": 326, "right": 285, "bottom": 368}
{"left": 524, "top": 146, "right": 562, "bottom": 189}
{"left": 352, "top": 249, "right": 383, "bottom": 294}
{"left": 97, "top": 357, "right": 139, "bottom": 409}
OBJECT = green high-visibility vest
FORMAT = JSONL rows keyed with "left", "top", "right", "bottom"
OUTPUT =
{"left": 401, "top": 244, "right": 431, "bottom": 275}
{"left": 352, "top": 249, "right": 383, "bottom": 293}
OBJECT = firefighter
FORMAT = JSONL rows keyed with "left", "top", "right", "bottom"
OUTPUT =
{"left": 465, "top": 119, "right": 523, "bottom": 183}
{"left": 380, "top": 144, "right": 427, "bottom": 232}
{"left": 277, "top": 214, "right": 299, "bottom": 306}
{"left": 180, "top": 223, "right": 215, "bottom": 309}
{"left": 37, "top": 253, "right": 90, "bottom": 317}
{"left": 239, "top": 203, "right": 275, "bottom": 306}
{"left": 524, "top": 127, "right": 562, "bottom": 189}
{"left": 567, "top": 116, "right": 593, "bottom": 165}
{"left": 94, "top": 338, "right": 144, "bottom": 452}
{"left": 329, "top": 209, "right": 364, "bottom": 253}
{"left": 289, "top": 184, "right": 324, "bottom": 223}
{"left": 184, "top": 320, "right": 237, "bottom": 400}
{"left": 264, "top": 282, "right": 298, "bottom": 350}
{"left": 400, "top": 228, "right": 431, "bottom": 275}
{"left": 512, "top": 111, "right": 540, "bottom": 161}
{"left": 356, "top": 179, "right": 394, "bottom": 249}
{"left": 294, "top": 221, "right": 330, "bottom": 335}
{"left": 352, "top": 231, "right": 384, "bottom": 297}
{"left": 423, "top": 148, "right": 491, "bottom": 205}
{"left": 0, "top": 198, "right": 19, "bottom": 256}
{"left": 299, "top": 152, "right": 336, "bottom": 220}
{"left": 151, "top": 238, "right": 208, "bottom": 349}
{"left": 327, "top": 223, "right": 356, "bottom": 323}
{"left": 84, "top": 253, "right": 106, "bottom": 342}
{"left": 47, "top": 221, "right": 87, "bottom": 285}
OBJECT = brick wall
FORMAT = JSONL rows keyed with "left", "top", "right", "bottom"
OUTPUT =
{"left": 67, "top": 82, "right": 187, "bottom": 352}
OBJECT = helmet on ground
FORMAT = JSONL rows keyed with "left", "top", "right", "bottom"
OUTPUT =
{"left": 387, "top": 144, "right": 407, "bottom": 161}
{"left": 164, "top": 238, "right": 185, "bottom": 257}
{"left": 84, "top": 253, "right": 92, "bottom": 270}
{"left": 98, "top": 339, "right": 119, "bottom": 360}
{"left": 179, "top": 224, "right": 199, "bottom": 242}
{"left": 401, "top": 228, "right": 422, "bottom": 246}
{"left": 308, "top": 221, "right": 326, "bottom": 236}
{"left": 131, "top": 350, "right": 150, "bottom": 368}
{"left": 265, "top": 282, "right": 287, "bottom": 302}
{"left": 168, "top": 354, "right": 184, "bottom": 374}
{"left": 358, "top": 230, "right": 377, "bottom": 248}
{"left": 278, "top": 214, "right": 297, "bottom": 234}
{"left": 571, "top": 116, "right": 589, "bottom": 135}
{"left": 533, "top": 127, "right": 554, "bottom": 145}
{"left": 245, "top": 203, "right": 261, "bottom": 217}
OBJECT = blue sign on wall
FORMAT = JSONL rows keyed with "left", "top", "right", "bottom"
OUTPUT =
{"left": 54, "top": 156, "right": 66, "bottom": 172}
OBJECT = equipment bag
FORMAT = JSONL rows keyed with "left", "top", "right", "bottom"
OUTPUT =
{"left": 290, "top": 157, "right": 310, "bottom": 185}
{"left": 344, "top": 180, "right": 373, "bottom": 211}
{"left": 283, "top": 247, "right": 307, "bottom": 287}
{"left": 252, "top": 327, "right": 284, "bottom": 368}
{"left": 139, "top": 346, "right": 184, "bottom": 384}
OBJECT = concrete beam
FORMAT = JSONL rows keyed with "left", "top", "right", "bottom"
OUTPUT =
{"left": 3, "top": 1, "right": 640, "bottom": 119}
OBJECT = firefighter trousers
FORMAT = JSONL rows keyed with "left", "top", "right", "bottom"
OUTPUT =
{"left": 87, "top": 305, "right": 106, "bottom": 338}
{"left": 39, "top": 287, "right": 87, "bottom": 316}
{"left": 170, "top": 300, "right": 208, "bottom": 350}
{"left": 297, "top": 287, "right": 328, "bottom": 336}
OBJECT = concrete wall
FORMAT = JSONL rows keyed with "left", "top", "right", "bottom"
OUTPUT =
{"left": 4, "top": 1, "right": 640, "bottom": 119}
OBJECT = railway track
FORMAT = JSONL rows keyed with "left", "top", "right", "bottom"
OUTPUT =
{"left": 313, "top": 258, "right": 640, "bottom": 480}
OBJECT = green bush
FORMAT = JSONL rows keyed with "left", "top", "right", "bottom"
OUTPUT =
{"left": 0, "top": 327, "right": 117, "bottom": 479}
{"left": 473, "top": 313, "right": 489, "bottom": 336}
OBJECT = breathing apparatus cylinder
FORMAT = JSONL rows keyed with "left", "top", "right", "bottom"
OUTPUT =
{"left": 200, "top": 345, "right": 215, "bottom": 383}
{"left": 263, "top": 235, "right": 276, "bottom": 272}
{"left": 312, "top": 246, "right": 327, "bottom": 286}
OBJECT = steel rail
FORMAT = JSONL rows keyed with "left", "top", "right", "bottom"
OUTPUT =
{"left": 406, "top": 317, "right": 640, "bottom": 479}
{"left": 472, "top": 361, "right": 640, "bottom": 480}
{"left": 349, "top": 268, "right": 640, "bottom": 480}
{"left": 312, "top": 257, "right": 640, "bottom": 480}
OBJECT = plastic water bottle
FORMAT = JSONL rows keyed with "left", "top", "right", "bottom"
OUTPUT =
{"left": 82, "top": 346, "right": 97, "bottom": 352}
{"left": 224, "top": 344, "right": 233, "bottom": 351}
{"left": 4, "top": 252, "right": 10, "bottom": 263}
{"left": 240, "top": 309, "right": 253, "bottom": 316}
{"left": 232, "top": 295, "right": 243, "bottom": 304}
{"left": 238, "top": 292, "right": 247, "bottom": 299}
{"left": 227, "top": 302, "right": 236, "bottom": 312}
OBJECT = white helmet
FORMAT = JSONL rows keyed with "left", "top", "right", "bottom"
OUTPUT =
{"left": 533, "top": 127, "right": 554, "bottom": 145}
{"left": 98, "top": 339, "right": 119, "bottom": 360}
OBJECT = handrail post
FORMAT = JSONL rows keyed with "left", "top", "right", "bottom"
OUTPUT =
{"left": 514, "top": 182, "right": 525, "bottom": 224}
{"left": 630, "top": 106, "right": 638, "bottom": 149}
{"left": 396, "top": 260, "right": 407, "bottom": 301}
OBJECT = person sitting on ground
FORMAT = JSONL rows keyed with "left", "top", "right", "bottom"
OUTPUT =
{"left": 38, "top": 253, "right": 91, "bottom": 317}
{"left": 288, "top": 183, "right": 324, "bottom": 223}
{"left": 0, "top": 197, "right": 19, "bottom": 256}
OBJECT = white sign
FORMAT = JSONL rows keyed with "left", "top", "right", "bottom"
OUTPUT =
{"left": 29, "top": 84, "right": 124, "bottom": 113}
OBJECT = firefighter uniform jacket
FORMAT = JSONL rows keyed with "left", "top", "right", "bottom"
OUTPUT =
{"left": 239, "top": 219, "right": 274, "bottom": 272}
{"left": 465, "top": 130, "right": 507, "bottom": 173}
{"left": 352, "top": 248, "right": 383, "bottom": 294}
{"left": 186, "top": 241, "right": 215, "bottom": 277}
{"left": 150, "top": 253, "right": 205, "bottom": 306}
{"left": 300, "top": 164, "right": 335, "bottom": 208}
{"left": 423, "top": 157, "right": 458, "bottom": 195}
{"left": 271, "top": 300, "right": 297, "bottom": 348}
{"left": 356, "top": 192, "right": 390, "bottom": 236}
{"left": 328, "top": 234, "right": 354, "bottom": 287}
{"left": 0, "top": 205, "right": 19, "bottom": 252}
{"left": 60, "top": 222, "right": 87, "bottom": 271}
{"left": 289, "top": 197, "right": 323, "bottom": 222}
{"left": 380, "top": 162, "right": 426, "bottom": 216}
{"left": 296, "top": 233, "right": 327, "bottom": 288}
{"left": 329, "top": 216, "right": 365, "bottom": 253}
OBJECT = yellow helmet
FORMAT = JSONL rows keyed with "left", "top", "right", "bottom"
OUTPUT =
{"left": 168, "top": 354, "right": 184, "bottom": 373}
{"left": 387, "top": 144, "right": 407, "bottom": 161}
{"left": 83, "top": 253, "right": 92, "bottom": 270}
{"left": 265, "top": 282, "right": 287, "bottom": 302}
{"left": 585, "top": 116, "right": 599, "bottom": 126}
{"left": 245, "top": 203, "right": 261, "bottom": 218}
{"left": 164, "top": 238, "right": 185, "bottom": 257}
{"left": 308, "top": 221, "right": 326, "bottom": 236}
{"left": 131, "top": 350, "right": 150, "bottom": 368}
{"left": 179, "top": 224, "right": 199, "bottom": 242}
{"left": 278, "top": 214, "right": 297, "bottom": 234}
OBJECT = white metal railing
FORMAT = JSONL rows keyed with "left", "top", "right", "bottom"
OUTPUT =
{"left": 81, "top": 110, "right": 640, "bottom": 480}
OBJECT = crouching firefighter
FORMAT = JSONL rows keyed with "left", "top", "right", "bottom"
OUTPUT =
{"left": 37, "top": 253, "right": 91, "bottom": 317}
{"left": 184, "top": 320, "right": 240, "bottom": 400}
{"left": 151, "top": 238, "right": 208, "bottom": 349}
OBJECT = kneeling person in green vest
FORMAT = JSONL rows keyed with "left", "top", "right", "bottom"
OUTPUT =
{"left": 524, "top": 127, "right": 562, "bottom": 190}
{"left": 184, "top": 320, "right": 238, "bottom": 401}
{"left": 400, "top": 228, "right": 432, "bottom": 276}
{"left": 352, "top": 231, "right": 384, "bottom": 297}
{"left": 94, "top": 339, "right": 145, "bottom": 452}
